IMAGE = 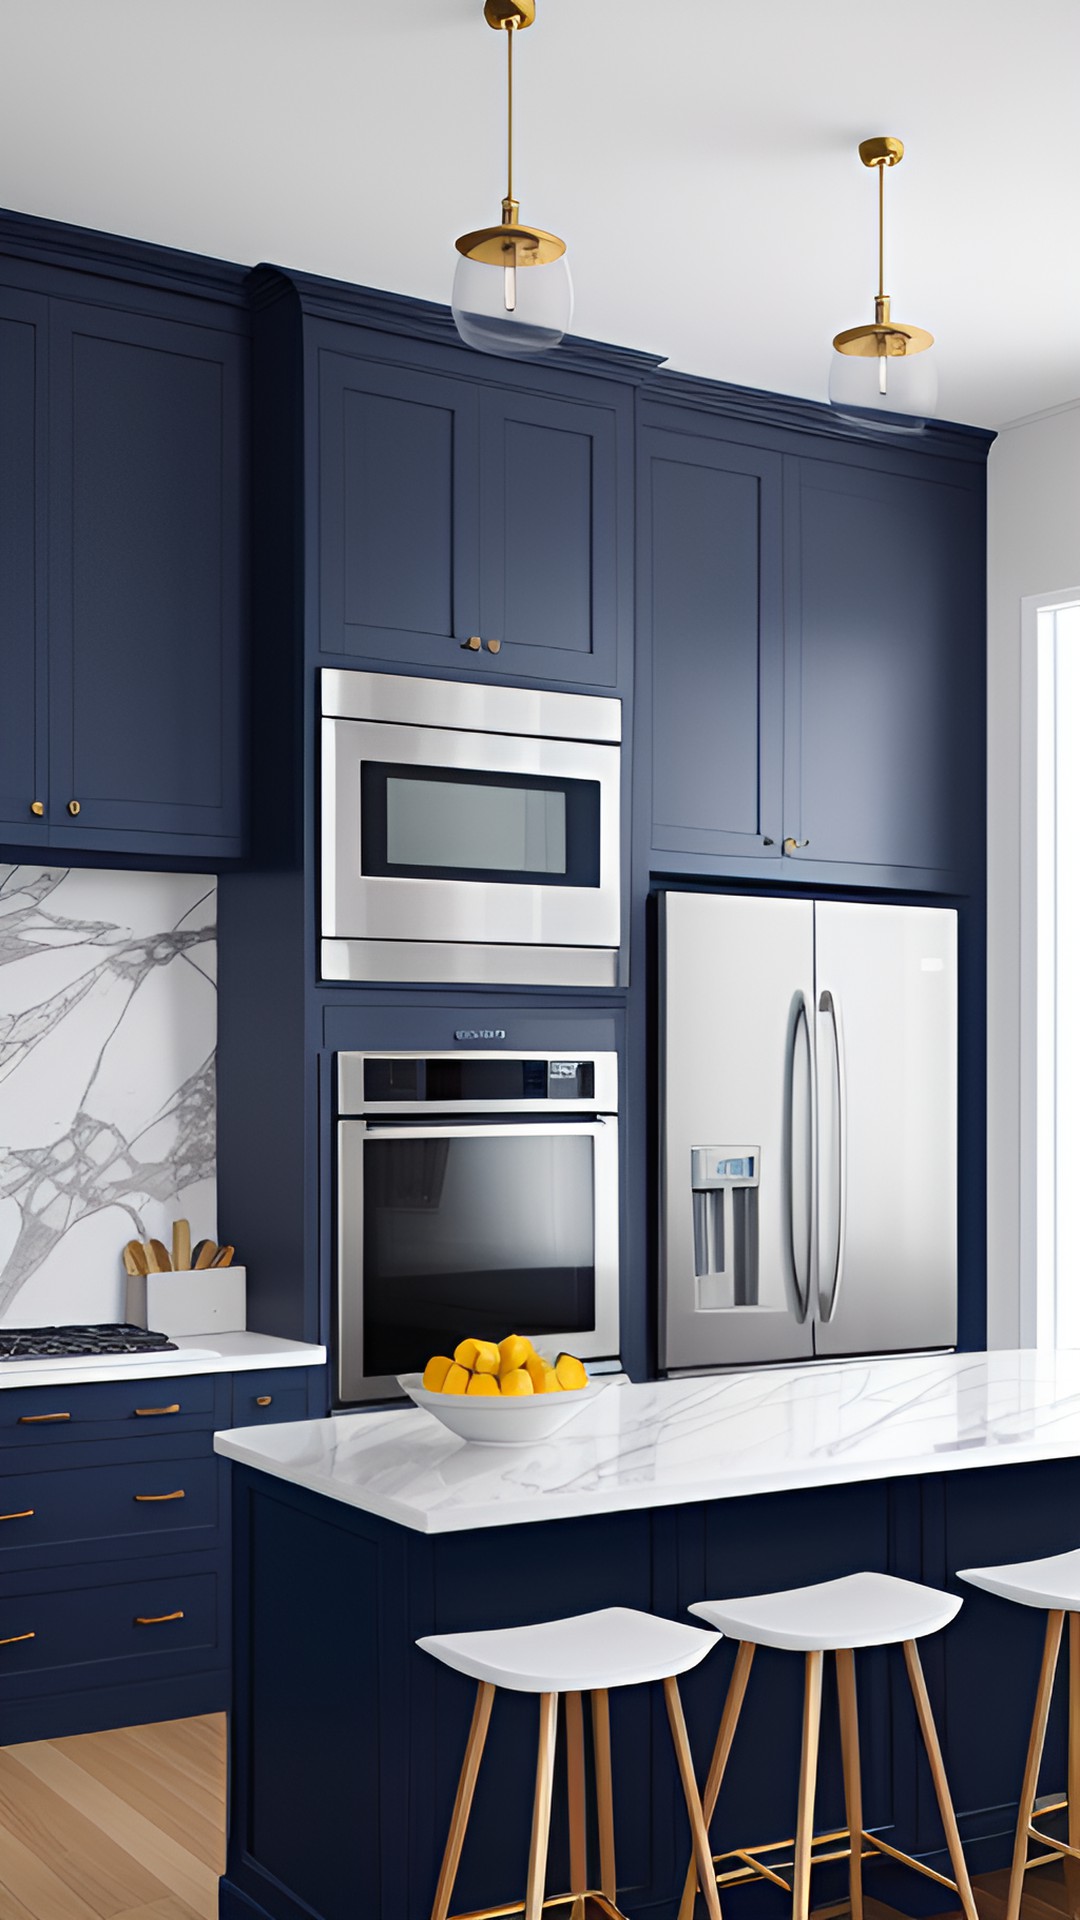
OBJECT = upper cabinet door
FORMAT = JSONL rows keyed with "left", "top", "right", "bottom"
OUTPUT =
{"left": 642, "top": 427, "right": 784, "bottom": 862}
{"left": 477, "top": 386, "right": 622, "bottom": 686}
{"left": 318, "top": 350, "right": 481, "bottom": 664}
{"left": 0, "top": 289, "right": 48, "bottom": 848}
{"left": 47, "top": 302, "right": 247, "bottom": 854}
{"left": 785, "top": 456, "right": 982, "bottom": 879}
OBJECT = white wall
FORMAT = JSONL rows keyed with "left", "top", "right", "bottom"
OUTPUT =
{"left": 987, "top": 403, "right": 1080, "bottom": 1345}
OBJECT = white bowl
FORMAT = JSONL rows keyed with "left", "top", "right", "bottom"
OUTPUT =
{"left": 397, "top": 1372, "right": 614, "bottom": 1446}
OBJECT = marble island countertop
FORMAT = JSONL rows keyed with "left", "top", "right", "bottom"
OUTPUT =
{"left": 0, "top": 1331, "right": 326, "bottom": 1390}
{"left": 214, "top": 1348, "right": 1080, "bottom": 1534}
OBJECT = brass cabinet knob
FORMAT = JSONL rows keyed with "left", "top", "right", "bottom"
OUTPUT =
{"left": 67, "top": 799, "right": 81, "bottom": 816}
{"left": 783, "top": 837, "right": 810, "bottom": 853}
{"left": 486, "top": 638, "right": 501, "bottom": 654}
{"left": 256, "top": 1395, "right": 272, "bottom": 1407}
{"left": 30, "top": 800, "right": 44, "bottom": 818}
{"left": 460, "top": 636, "right": 482, "bottom": 651}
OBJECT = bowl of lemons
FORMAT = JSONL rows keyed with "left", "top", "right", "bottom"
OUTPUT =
{"left": 398, "top": 1335, "right": 612, "bottom": 1445}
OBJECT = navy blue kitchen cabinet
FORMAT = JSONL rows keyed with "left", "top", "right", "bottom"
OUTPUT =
{"left": 312, "top": 305, "right": 634, "bottom": 687}
{"left": 0, "top": 1364, "right": 323, "bottom": 1744}
{"left": 782, "top": 452, "right": 985, "bottom": 880}
{"left": 0, "top": 210, "right": 249, "bottom": 864}
{"left": 0, "top": 286, "right": 48, "bottom": 849}
{"left": 639, "top": 391, "right": 990, "bottom": 891}
{"left": 640, "top": 425, "right": 785, "bottom": 865}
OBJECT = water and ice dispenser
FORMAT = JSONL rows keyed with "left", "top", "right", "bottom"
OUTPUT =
{"left": 690, "top": 1147, "right": 760, "bottom": 1309}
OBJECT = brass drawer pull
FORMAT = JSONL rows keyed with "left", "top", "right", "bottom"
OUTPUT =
{"left": 18, "top": 1411, "right": 70, "bottom": 1424}
{"left": 134, "top": 1611, "right": 184, "bottom": 1627}
{"left": 0, "top": 1510, "right": 34, "bottom": 1522}
{"left": 67, "top": 799, "right": 81, "bottom": 816}
{"left": 0, "top": 1631, "right": 34, "bottom": 1646}
{"left": 255, "top": 1396, "right": 272, "bottom": 1407}
{"left": 134, "top": 1404, "right": 180, "bottom": 1417}
{"left": 134, "top": 1490, "right": 185, "bottom": 1503}
{"left": 30, "top": 800, "right": 44, "bottom": 817}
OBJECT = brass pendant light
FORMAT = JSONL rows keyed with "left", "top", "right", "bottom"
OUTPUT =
{"left": 451, "top": 0, "right": 572, "bottom": 357}
{"left": 829, "top": 137, "right": 937, "bottom": 428}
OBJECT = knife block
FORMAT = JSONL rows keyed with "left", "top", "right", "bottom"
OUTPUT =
{"left": 126, "top": 1266, "right": 247, "bottom": 1338}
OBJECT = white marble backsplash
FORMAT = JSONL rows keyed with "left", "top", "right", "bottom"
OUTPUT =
{"left": 0, "top": 867, "right": 216, "bottom": 1327}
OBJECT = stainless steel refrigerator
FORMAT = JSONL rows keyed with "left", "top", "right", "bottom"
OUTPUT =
{"left": 660, "top": 892, "right": 957, "bottom": 1370}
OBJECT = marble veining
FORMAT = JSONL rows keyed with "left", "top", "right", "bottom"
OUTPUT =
{"left": 215, "top": 1350, "right": 1080, "bottom": 1534}
{"left": 0, "top": 866, "right": 216, "bottom": 1325}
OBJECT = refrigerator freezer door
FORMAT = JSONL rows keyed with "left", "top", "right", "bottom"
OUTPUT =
{"left": 660, "top": 892, "right": 816, "bottom": 1370}
{"left": 813, "top": 901, "right": 957, "bottom": 1357}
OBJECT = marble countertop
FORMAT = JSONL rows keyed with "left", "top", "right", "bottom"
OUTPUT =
{"left": 0, "top": 1331, "right": 326, "bottom": 1390}
{"left": 213, "top": 1349, "right": 1080, "bottom": 1535}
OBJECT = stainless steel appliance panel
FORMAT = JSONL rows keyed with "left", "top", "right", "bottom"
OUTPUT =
{"left": 320, "top": 937, "right": 618, "bottom": 990}
{"left": 660, "top": 892, "right": 816, "bottom": 1370}
{"left": 321, "top": 716, "right": 620, "bottom": 948}
{"left": 812, "top": 901, "right": 957, "bottom": 1356}
{"left": 321, "top": 668, "right": 623, "bottom": 744}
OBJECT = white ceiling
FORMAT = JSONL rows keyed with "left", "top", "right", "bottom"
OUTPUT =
{"left": 2, "top": 0, "right": 1077, "bottom": 429}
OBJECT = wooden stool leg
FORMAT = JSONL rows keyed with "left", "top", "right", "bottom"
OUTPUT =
{"left": 525, "top": 1691, "right": 559, "bottom": 1920}
{"left": 835, "top": 1649, "right": 864, "bottom": 1920}
{"left": 665, "top": 1674, "right": 724, "bottom": 1920}
{"left": 1068, "top": 1614, "right": 1080, "bottom": 1920}
{"left": 1005, "top": 1609, "right": 1065, "bottom": 1920}
{"left": 902, "top": 1639, "right": 979, "bottom": 1920}
{"left": 792, "top": 1651, "right": 824, "bottom": 1920}
{"left": 592, "top": 1688, "right": 618, "bottom": 1903}
{"left": 677, "top": 1641, "right": 755, "bottom": 1920}
{"left": 431, "top": 1680, "right": 496, "bottom": 1920}
{"left": 565, "top": 1691, "right": 588, "bottom": 1920}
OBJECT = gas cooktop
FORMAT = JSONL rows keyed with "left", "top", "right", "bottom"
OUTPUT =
{"left": 0, "top": 1323, "right": 179, "bottom": 1360}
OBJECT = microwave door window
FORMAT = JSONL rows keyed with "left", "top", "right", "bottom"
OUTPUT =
{"left": 387, "top": 776, "right": 567, "bottom": 875}
{"left": 361, "top": 1132, "right": 596, "bottom": 1379}
{"left": 360, "top": 762, "right": 601, "bottom": 888}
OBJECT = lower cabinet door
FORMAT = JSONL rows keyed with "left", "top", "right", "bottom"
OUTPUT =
{"left": 231, "top": 1370, "right": 313, "bottom": 1427}
{"left": 0, "top": 1558, "right": 224, "bottom": 1696}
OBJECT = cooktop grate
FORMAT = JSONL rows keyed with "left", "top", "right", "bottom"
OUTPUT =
{"left": 0, "top": 1323, "right": 179, "bottom": 1359}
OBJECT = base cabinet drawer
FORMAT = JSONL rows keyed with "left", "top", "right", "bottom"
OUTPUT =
{"left": 0, "top": 1448, "right": 221, "bottom": 1565}
{"left": 0, "top": 1374, "right": 220, "bottom": 1444}
{"left": 0, "top": 1561, "right": 223, "bottom": 1692}
{"left": 231, "top": 1371, "right": 312, "bottom": 1427}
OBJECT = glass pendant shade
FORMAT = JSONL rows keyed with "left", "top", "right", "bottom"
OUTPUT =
{"left": 451, "top": 248, "right": 573, "bottom": 357}
{"left": 828, "top": 338, "right": 938, "bottom": 431}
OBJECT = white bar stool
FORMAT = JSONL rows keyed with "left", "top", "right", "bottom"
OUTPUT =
{"left": 679, "top": 1571, "right": 977, "bottom": 1920}
{"left": 958, "top": 1546, "right": 1080, "bottom": 1920}
{"left": 418, "top": 1604, "right": 722, "bottom": 1920}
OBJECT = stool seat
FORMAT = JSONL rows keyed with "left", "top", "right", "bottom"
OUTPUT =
{"left": 418, "top": 1605, "right": 718, "bottom": 1693}
{"left": 957, "top": 1547, "right": 1080, "bottom": 1612}
{"left": 689, "top": 1571, "right": 961, "bottom": 1652}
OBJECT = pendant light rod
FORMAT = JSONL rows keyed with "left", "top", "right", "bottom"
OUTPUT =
{"left": 878, "top": 159, "right": 885, "bottom": 301}
{"left": 504, "top": 20, "right": 516, "bottom": 219}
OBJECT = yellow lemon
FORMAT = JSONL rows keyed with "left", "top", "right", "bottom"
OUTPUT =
{"left": 422, "top": 1355, "right": 454, "bottom": 1393}
{"left": 442, "top": 1362, "right": 472, "bottom": 1395}
{"left": 555, "top": 1353, "right": 588, "bottom": 1392}
{"left": 454, "top": 1337, "right": 501, "bottom": 1375}
{"left": 466, "top": 1372, "right": 500, "bottom": 1396}
{"left": 500, "top": 1368, "right": 534, "bottom": 1397}
{"left": 498, "top": 1334, "right": 534, "bottom": 1375}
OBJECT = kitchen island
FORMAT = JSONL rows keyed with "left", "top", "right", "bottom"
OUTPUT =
{"left": 216, "top": 1352, "right": 1080, "bottom": 1920}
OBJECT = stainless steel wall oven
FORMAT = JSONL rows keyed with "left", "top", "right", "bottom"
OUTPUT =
{"left": 335, "top": 1050, "right": 620, "bottom": 1404}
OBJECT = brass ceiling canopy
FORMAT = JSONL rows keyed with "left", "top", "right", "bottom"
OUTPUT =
{"left": 832, "top": 135, "right": 933, "bottom": 363}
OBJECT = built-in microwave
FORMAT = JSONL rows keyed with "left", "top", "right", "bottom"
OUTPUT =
{"left": 335, "top": 1050, "right": 620, "bottom": 1404}
{"left": 320, "top": 670, "right": 622, "bottom": 987}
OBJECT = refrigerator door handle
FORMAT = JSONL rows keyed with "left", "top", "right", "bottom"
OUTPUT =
{"left": 818, "top": 988, "right": 848, "bottom": 1323}
{"left": 787, "top": 990, "right": 815, "bottom": 1319}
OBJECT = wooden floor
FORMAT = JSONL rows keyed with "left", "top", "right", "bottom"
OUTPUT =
{"left": 0, "top": 1713, "right": 225, "bottom": 1920}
